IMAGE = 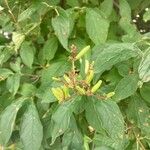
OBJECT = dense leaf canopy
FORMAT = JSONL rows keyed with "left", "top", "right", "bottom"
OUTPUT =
{"left": 0, "top": 0, "right": 150, "bottom": 149}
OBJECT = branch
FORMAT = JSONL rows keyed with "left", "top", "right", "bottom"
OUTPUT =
{"left": 4, "top": 0, "right": 17, "bottom": 23}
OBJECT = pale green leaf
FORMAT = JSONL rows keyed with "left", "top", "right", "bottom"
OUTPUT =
{"left": 143, "top": 9, "right": 150, "bottom": 22}
{"left": 0, "top": 68, "right": 13, "bottom": 80}
{"left": 100, "top": 0, "right": 113, "bottom": 18}
{"left": 20, "top": 102, "right": 43, "bottom": 150}
{"left": 12, "top": 32, "right": 25, "bottom": 52}
{"left": 119, "top": 0, "right": 131, "bottom": 21}
{"left": 86, "top": 8, "right": 109, "bottom": 44}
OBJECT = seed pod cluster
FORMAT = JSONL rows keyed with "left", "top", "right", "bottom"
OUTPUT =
{"left": 51, "top": 45, "right": 115, "bottom": 102}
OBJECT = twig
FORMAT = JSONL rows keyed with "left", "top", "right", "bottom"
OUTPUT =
{"left": 133, "top": 131, "right": 146, "bottom": 150}
{"left": 59, "top": 0, "right": 66, "bottom": 8}
{"left": 113, "top": 0, "right": 120, "bottom": 9}
{"left": 4, "top": 0, "right": 17, "bottom": 23}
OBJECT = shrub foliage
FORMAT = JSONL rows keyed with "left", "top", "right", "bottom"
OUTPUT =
{"left": 0, "top": 0, "right": 150, "bottom": 149}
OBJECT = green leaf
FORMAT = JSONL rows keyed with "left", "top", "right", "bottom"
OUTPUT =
{"left": 20, "top": 42, "right": 34, "bottom": 68}
{"left": 119, "top": 0, "right": 140, "bottom": 42}
{"left": 93, "top": 43, "right": 141, "bottom": 74}
{"left": 50, "top": 96, "right": 81, "bottom": 144}
{"left": 20, "top": 83, "right": 37, "bottom": 97}
{"left": 138, "top": 48, "right": 150, "bottom": 82}
{"left": 0, "top": 99, "right": 24, "bottom": 145}
{"left": 86, "top": 8, "right": 109, "bottom": 44}
{"left": 10, "top": 57, "right": 21, "bottom": 73}
{"left": 20, "top": 102, "right": 43, "bottom": 150}
{"left": 85, "top": 97, "right": 124, "bottom": 139}
{"left": 113, "top": 74, "right": 139, "bottom": 102}
{"left": 36, "top": 84, "right": 56, "bottom": 103}
{"left": 0, "top": 68, "right": 13, "bottom": 80}
{"left": 41, "top": 59, "right": 71, "bottom": 85}
{"left": 85, "top": 98, "right": 103, "bottom": 132}
{"left": 52, "top": 7, "right": 71, "bottom": 50}
{"left": 100, "top": 0, "right": 113, "bottom": 18}
{"left": 6, "top": 73, "right": 20, "bottom": 96}
{"left": 140, "top": 82, "right": 150, "bottom": 103}
{"left": 143, "top": 9, "right": 150, "bottom": 22}
{"left": 119, "top": 0, "right": 131, "bottom": 21}
{"left": 18, "top": 3, "right": 39, "bottom": 22}
{"left": 66, "top": 0, "right": 79, "bottom": 7}
{"left": 42, "top": 36, "right": 58, "bottom": 61}
{"left": 12, "top": 32, "right": 25, "bottom": 52}
{"left": 127, "top": 94, "right": 150, "bottom": 137}
{"left": 62, "top": 116, "right": 83, "bottom": 149}
{"left": 116, "top": 61, "right": 132, "bottom": 77}
{"left": 0, "top": 47, "right": 14, "bottom": 65}
{"left": 93, "top": 133, "right": 126, "bottom": 150}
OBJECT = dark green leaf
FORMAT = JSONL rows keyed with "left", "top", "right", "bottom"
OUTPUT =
{"left": 20, "top": 102, "right": 43, "bottom": 150}
{"left": 0, "top": 99, "right": 24, "bottom": 145}
{"left": 138, "top": 48, "right": 150, "bottom": 82}
{"left": 93, "top": 43, "right": 141, "bottom": 74}
{"left": 86, "top": 8, "right": 109, "bottom": 44}
{"left": 6, "top": 73, "right": 20, "bottom": 96}
{"left": 85, "top": 97, "right": 124, "bottom": 139}
{"left": 42, "top": 36, "right": 58, "bottom": 61}
{"left": 20, "top": 42, "right": 34, "bottom": 68}
{"left": 127, "top": 94, "right": 150, "bottom": 137}
{"left": 50, "top": 96, "right": 81, "bottom": 144}
{"left": 140, "top": 82, "right": 150, "bottom": 103}
{"left": 52, "top": 7, "right": 71, "bottom": 50}
{"left": 18, "top": 3, "right": 40, "bottom": 22}
{"left": 41, "top": 59, "right": 71, "bottom": 85}
{"left": 20, "top": 83, "right": 37, "bottom": 97}
{"left": 113, "top": 74, "right": 139, "bottom": 102}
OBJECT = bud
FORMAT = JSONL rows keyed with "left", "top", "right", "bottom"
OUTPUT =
{"left": 51, "top": 87, "right": 64, "bottom": 102}
{"left": 75, "top": 86, "right": 86, "bottom": 95}
{"left": 52, "top": 77, "right": 61, "bottom": 81}
{"left": 61, "top": 85, "right": 70, "bottom": 99}
{"left": 106, "top": 92, "right": 115, "bottom": 98}
{"left": 85, "top": 59, "right": 90, "bottom": 74}
{"left": 85, "top": 69, "right": 94, "bottom": 84}
{"left": 63, "top": 74, "right": 71, "bottom": 84}
{"left": 75, "top": 45, "right": 90, "bottom": 60}
{"left": 91, "top": 80, "right": 102, "bottom": 93}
